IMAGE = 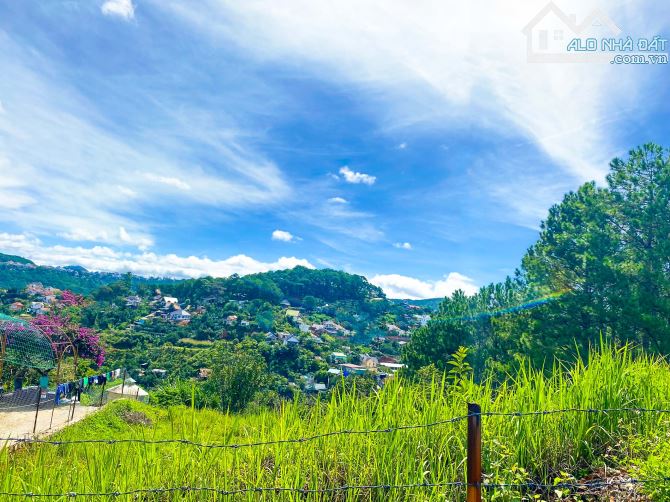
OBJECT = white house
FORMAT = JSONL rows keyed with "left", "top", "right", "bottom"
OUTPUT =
{"left": 29, "top": 302, "right": 47, "bottom": 314}
{"left": 163, "top": 297, "right": 179, "bottom": 308}
{"left": 168, "top": 309, "right": 191, "bottom": 322}
{"left": 125, "top": 295, "right": 142, "bottom": 308}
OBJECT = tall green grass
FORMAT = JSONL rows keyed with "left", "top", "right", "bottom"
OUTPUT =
{"left": 2, "top": 344, "right": 670, "bottom": 500}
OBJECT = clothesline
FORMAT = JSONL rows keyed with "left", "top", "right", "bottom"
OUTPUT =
{"left": 53, "top": 368, "right": 124, "bottom": 405}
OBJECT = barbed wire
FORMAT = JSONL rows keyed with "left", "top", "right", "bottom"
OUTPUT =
{"left": 481, "top": 407, "right": 670, "bottom": 417}
{"left": 1, "top": 477, "right": 670, "bottom": 498}
{"left": 0, "top": 414, "right": 470, "bottom": 448}
{"left": 2, "top": 406, "right": 669, "bottom": 448}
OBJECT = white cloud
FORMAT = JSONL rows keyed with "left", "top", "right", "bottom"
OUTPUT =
{"left": 145, "top": 173, "right": 191, "bottom": 191}
{"left": 397, "top": 142, "right": 407, "bottom": 149}
{"left": 272, "top": 229, "right": 297, "bottom": 242}
{"left": 101, "top": 0, "right": 135, "bottom": 20}
{"left": 370, "top": 272, "right": 478, "bottom": 300}
{"left": 0, "top": 232, "right": 314, "bottom": 279}
{"left": 328, "top": 196, "right": 348, "bottom": 204}
{"left": 118, "top": 226, "right": 153, "bottom": 250}
{"left": 393, "top": 242, "right": 412, "bottom": 250}
{"left": 0, "top": 100, "right": 5, "bottom": 114}
{"left": 339, "top": 166, "right": 376, "bottom": 185}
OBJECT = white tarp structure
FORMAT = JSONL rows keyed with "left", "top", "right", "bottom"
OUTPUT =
{"left": 104, "top": 382, "right": 149, "bottom": 403}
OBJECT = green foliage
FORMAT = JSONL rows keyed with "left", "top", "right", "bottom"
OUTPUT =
{"left": 0, "top": 261, "right": 175, "bottom": 294}
{"left": 150, "top": 379, "right": 217, "bottom": 409}
{"left": 4, "top": 345, "right": 670, "bottom": 500}
{"left": 210, "top": 342, "right": 268, "bottom": 412}
{"left": 409, "top": 144, "right": 670, "bottom": 376}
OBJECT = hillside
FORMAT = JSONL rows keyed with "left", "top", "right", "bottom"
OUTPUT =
{"left": 0, "top": 252, "right": 34, "bottom": 265}
{"left": 0, "top": 258, "right": 176, "bottom": 294}
{"left": 3, "top": 345, "right": 669, "bottom": 500}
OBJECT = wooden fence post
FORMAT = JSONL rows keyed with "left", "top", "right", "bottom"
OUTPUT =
{"left": 467, "top": 402, "right": 482, "bottom": 502}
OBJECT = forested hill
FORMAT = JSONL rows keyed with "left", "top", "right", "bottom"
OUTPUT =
{"left": 0, "top": 252, "right": 34, "bottom": 265}
{"left": 157, "top": 266, "right": 385, "bottom": 304}
{"left": 0, "top": 254, "right": 175, "bottom": 294}
{"left": 0, "top": 256, "right": 385, "bottom": 304}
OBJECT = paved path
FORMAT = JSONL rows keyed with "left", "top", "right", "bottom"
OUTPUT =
{"left": 0, "top": 400, "right": 98, "bottom": 448}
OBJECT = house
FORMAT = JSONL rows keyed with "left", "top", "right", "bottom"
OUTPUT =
{"left": 125, "top": 295, "right": 142, "bottom": 308}
{"left": 385, "top": 324, "right": 406, "bottom": 336}
{"left": 380, "top": 362, "right": 406, "bottom": 372}
{"left": 284, "top": 335, "right": 300, "bottom": 346}
{"left": 40, "top": 294, "right": 58, "bottom": 304}
{"left": 314, "top": 383, "right": 327, "bottom": 391}
{"left": 310, "top": 335, "right": 324, "bottom": 344}
{"left": 339, "top": 363, "right": 368, "bottom": 376}
{"left": 310, "top": 324, "right": 326, "bottom": 335}
{"left": 8, "top": 301, "right": 24, "bottom": 312}
{"left": 327, "top": 368, "right": 341, "bottom": 376}
{"left": 198, "top": 368, "right": 212, "bottom": 380}
{"left": 163, "top": 297, "right": 179, "bottom": 308}
{"left": 285, "top": 309, "right": 300, "bottom": 319}
{"left": 265, "top": 331, "right": 277, "bottom": 342}
{"left": 323, "top": 320, "right": 347, "bottom": 335}
{"left": 168, "top": 309, "right": 191, "bottom": 323}
{"left": 360, "top": 355, "right": 379, "bottom": 369}
{"left": 280, "top": 299, "right": 291, "bottom": 307}
{"left": 298, "top": 322, "right": 310, "bottom": 333}
{"left": 522, "top": 2, "right": 621, "bottom": 63}
{"left": 29, "top": 302, "right": 47, "bottom": 314}
{"left": 25, "top": 282, "right": 46, "bottom": 296}
{"left": 330, "top": 352, "right": 347, "bottom": 362}
{"left": 151, "top": 369, "right": 168, "bottom": 378}
{"left": 240, "top": 319, "right": 250, "bottom": 327}
{"left": 225, "top": 315, "right": 238, "bottom": 325}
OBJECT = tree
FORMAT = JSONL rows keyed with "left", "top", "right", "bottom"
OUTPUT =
{"left": 209, "top": 343, "right": 267, "bottom": 412}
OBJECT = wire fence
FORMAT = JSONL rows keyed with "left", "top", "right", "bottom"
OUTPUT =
{"left": 3, "top": 405, "right": 670, "bottom": 499}
{"left": 2, "top": 407, "right": 668, "bottom": 448}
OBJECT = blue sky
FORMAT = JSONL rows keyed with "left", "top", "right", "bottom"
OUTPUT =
{"left": 0, "top": 0, "right": 668, "bottom": 298}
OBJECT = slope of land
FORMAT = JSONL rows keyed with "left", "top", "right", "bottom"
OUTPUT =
{"left": 3, "top": 345, "right": 670, "bottom": 500}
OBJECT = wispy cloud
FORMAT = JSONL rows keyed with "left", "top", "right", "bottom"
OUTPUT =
{"left": 339, "top": 166, "right": 376, "bottom": 185}
{"left": 0, "top": 31, "right": 291, "bottom": 249}
{"left": 145, "top": 174, "right": 191, "bottom": 191}
{"left": 370, "top": 272, "right": 478, "bottom": 299}
{"left": 393, "top": 242, "right": 412, "bottom": 250}
{"left": 163, "top": 0, "right": 660, "bottom": 218}
{"left": 101, "top": 0, "right": 135, "bottom": 20}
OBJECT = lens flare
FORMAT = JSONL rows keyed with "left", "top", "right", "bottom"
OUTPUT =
{"left": 446, "top": 288, "right": 571, "bottom": 322}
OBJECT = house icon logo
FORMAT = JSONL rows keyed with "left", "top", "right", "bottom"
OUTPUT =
{"left": 522, "top": 2, "right": 622, "bottom": 62}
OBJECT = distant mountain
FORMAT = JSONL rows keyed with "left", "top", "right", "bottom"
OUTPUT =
{"left": 63, "top": 265, "right": 88, "bottom": 273}
{"left": 392, "top": 298, "right": 443, "bottom": 310}
{"left": 0, "top": 254, "right": 175, "bottom": 294}
{"left": 0, "top": 253, "right": 35, "bottom": 265}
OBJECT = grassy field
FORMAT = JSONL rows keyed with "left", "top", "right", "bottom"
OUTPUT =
{"left": 3, "top": 345, "right": 670, "bottom": 500}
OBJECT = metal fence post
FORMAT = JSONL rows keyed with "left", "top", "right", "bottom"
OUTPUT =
{"left": 32, "top": 387, "right": 43, "bottom": 434}
{"left": 121, "top": 368, "right": 127, "bottom": 396}
{"left": 467, "top": 402, "right": 482, "bottom": 502}
{"left": 99, "top": 381, "right": 107, "bottom": 407}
